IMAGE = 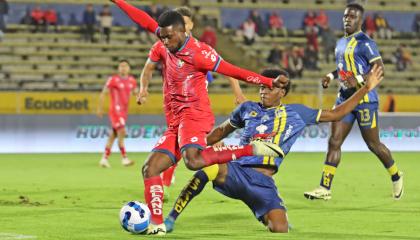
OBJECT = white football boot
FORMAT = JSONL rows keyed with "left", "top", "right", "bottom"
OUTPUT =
{"left": 304, "top": 186, "right": 332, "bottom": 200}
{"left": 121, "top": 157, "right": 134, "bottom": 167}
{"left": 392, "top": 172, "right": 404, "bottom": 200}
{"left": 147, "top": 223, "right": 166, "bottom": 235}
{"left": 99, "top": 158, "right": 111, "bottom": 168}
{"left": 251, "top": 140, "right": 284, "bottom": 158}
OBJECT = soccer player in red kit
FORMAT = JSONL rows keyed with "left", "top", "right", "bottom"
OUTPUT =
{"left": 112, "top": 0, "right": 287, "bottom": 234}
{"left": 97, "top": 59, "right": 137, "bottom": 168}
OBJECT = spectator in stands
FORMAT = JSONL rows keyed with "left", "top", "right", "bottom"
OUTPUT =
{"left": 0, "top": 0, "right": 9, "bottom": 40}
{"left": 82, "top": 4, "right": 96, "bottom": 43}
{"left": 146, "top": 4, "right": 162, "bottom": 21}
{"left": 320, "top": 25, "right": 336, "bottom": 63}
{"left": 44, "top": 7, "right": 58, "bottom": 33}
{"left": 363, "top": 14, "right": 376, "bottom": 38}
{"left": 374, "top": 13, "right": 392, "bottom": 39}
{"left": 99, "top": 4, "right": 113, "bottom": 43}
{"left": 304, "top": 44, "right": 320, "bottom": 71}
{"left": 199, "top": 25, "right": 217, "bottom": 48}
{"left": 392, "top": 44, "right": 412, "bottom": 72}
{"left": 306, "top": 25, "right": 319, "bottom": 52}
{"left": 268, "top": 11, "right": 287, "bottom": 38}
{"left": 249, "top": 10, "right": 266, "bottom": 36}
{"left": 413, "top": 13, "right": 420, "bottom": 38}
{"left": 316, "top": 10, "right": 329, "bottom": 31}
{"left": 31, "top": 5, "right": 44, "bottom": 33}
{"left": 68, "top": 13, "right": 80, "bottom": 26}
{"left": 287, "top": 45, "right": 304, "bottom": 79}
{"left": 241, "top": 18, "right": 256, "bottom": 46}
{"left": 303, "top": 10, "right": 318, "bottom": 34}
{"left": 266, "top": 44, "right": 283, "bottom": 67}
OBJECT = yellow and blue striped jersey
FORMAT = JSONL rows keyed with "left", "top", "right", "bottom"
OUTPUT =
{"left": 229, "top": 101, "right": 321, "bottom": 171}
{"left": 335, "top": 31, "right": 381, "bottom": 103}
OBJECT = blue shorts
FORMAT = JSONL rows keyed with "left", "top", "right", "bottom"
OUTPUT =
{"left": 335, "top": 99, "right": 378, "bottom": 129}
{"left": 213, "top": 162, "right": 285, "bottom": 222}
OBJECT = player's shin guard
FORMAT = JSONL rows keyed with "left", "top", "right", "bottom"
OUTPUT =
{"left": 385, "top": 160, "right": 401, "bottom": 181}
{"left": 162, "top": 165, "right": 177, "bottom": 187}
{"left": 144, "top": 176, "right": 164, "bottom": 224}
{"left": 201, "top": 145, "right": 253, "bottom": 166}
{"left": 320, "top": 162, "right": 337, "bottom": 190}
{"left": 168, "top": 169, "right": 212, "bottom": 221}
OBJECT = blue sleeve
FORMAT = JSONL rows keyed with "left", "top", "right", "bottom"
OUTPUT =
{"left": 229, "top": 102, "right": 247, "bottom": 128}
{"left": 206, "top": 71, "right": 214, "bottom": 83}
{"left": 361, "top": 39, "right": 381, "bottom": 64}
{"left": 289, "top": 104, "right": 322, "bottom": 125}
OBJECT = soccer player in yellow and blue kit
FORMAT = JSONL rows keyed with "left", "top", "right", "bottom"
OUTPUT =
{"left": 304, "top": 3, "right": 403, "bottom": 201}
{"left": 163, "top": 66, "right": 384, "bottom": 233}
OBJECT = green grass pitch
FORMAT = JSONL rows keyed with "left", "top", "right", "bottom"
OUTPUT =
{"left": 0, "top": 152, "right": 418, "bottom": 240}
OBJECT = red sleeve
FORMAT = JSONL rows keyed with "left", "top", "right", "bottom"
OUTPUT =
{"left": 113, "top": 0, "right": 159, "bottom": 35}
{"left": 192, "top": 44, "right": 221, "bottom": 72}
{"left": 131, "top": 76, "right": 138, "bottom": 89}
{"left": 215, "top": 60, "right": 273, "bottom": 88}
{"left": 148, "top": 42, "right": 162, "bottom": 63}
{"left": 106, "top": 76, "right": 114, "bottom": 88}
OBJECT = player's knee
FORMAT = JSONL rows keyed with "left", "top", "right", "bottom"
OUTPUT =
{"left": 328, "top": 136, "right": 343, "bottom": 150}
{"left": 141, "top": 162, "right": 159, "bottom": 178}
{"left": 366, "top": 141, "right": 382, "bottom": 154}
{"left": 182, "top": 150, "right": 203, "bottom": 171}
{"left": 268, "top": 222, "right": 289, "bottom": 233}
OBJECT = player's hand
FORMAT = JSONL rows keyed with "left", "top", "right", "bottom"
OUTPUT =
{"left": 364, "top": 64, "right": 383, "bottom": 91}
{"left": 212, "top": 141, "right": 225, "bottom": 148}
{"left": 136, "top": 90, "right": 149, "bottom": 105}
{"left": 235, "top": 94, "right": 247, "bottom": 105}
{"left": 321, "top": 75, "right": 331, "bottom": 89}
{"left": 272, "top": 75, "right": 289, "bottom": 89}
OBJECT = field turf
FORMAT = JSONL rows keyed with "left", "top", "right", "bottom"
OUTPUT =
{"left": 0, "top": 152, "right": 418, "bottom": 240}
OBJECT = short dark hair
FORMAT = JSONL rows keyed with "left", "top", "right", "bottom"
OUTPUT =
{"left": 346, "top": 3, "right": 365, "bottom": 15}
{"left": 119, "top": 59, "right": 131, "bottom": 67}
{"left": 261, "top": 68, "right": 291, "bottom": 96}
{"left": 174, "top": 6, "right": 193, "bottom": 19}
{"left": 158, "top": 10, "right": 186, "bottom": 30}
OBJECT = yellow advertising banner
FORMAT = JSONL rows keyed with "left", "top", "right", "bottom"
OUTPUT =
{"left": 0, "top": 92, "right": 419, "bottom": 114}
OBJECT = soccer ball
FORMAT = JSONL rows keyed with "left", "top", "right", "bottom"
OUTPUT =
{"left": 119, "top": 201, "right": 151, "bottom": 234}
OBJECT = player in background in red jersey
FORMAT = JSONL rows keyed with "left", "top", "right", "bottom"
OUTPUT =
{"left": 136, "top": 6, "right": 247, "bottom": 202}
{"left": 97, "top": 59, "right": 137, "bottom": 168}
{"left": 112, "top": 1, "right": 287, "bottom": 234}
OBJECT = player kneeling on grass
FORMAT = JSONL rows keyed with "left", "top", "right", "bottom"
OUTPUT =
{"left": 164, "top": 66, "right": 384, "bottom": 233}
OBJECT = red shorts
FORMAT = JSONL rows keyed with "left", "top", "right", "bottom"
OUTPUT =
{"left": 152, "top": 110, "right": 214, "bottom": 164}
{"left": 109, "top": 113, "right": 127, "bottom": 130}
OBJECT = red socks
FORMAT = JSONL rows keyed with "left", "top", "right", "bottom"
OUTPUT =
{"left": 119, "top": 146, "right": 127, "bottom": 158}
{"left": 144, "top": 176, "right": 164, "bottom": 224}
{"left": 201, "top": 145, "right": 253, "bottom": 166}
{"left": 103, "top": 147, "right": 111, "bottom": 159}
{"left": 161, "top": 165, "right": 177, "bottom": 187}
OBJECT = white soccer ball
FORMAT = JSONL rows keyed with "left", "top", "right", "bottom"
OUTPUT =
{"left": 119, "top": 201, "right": 151, "bottom": 234}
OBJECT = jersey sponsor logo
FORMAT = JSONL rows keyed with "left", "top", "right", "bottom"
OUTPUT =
{"left": 25, "top": 97, "right": 89, "bottom": 111}
{"left": 283, "top": 125, "right": 293, "bottom": 141}
{"left": 256, "top": 124, "right": 268, "bottom": 134}
{"left": 177, "top": 59, "right": 185, "bottom": 68}
{"left": 190, "top": 137, "right": 198, "bottom": 143}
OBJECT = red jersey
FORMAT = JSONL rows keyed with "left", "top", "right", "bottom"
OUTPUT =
{"left": 106, "top": 75, "right": 137, "bottom": 115}
{"left": 149, "top": 36, "right": 221, "bottom": 116}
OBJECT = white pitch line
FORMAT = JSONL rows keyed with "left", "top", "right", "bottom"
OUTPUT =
{"left": 0, "top": 233, "right": 37, "bottom": 240}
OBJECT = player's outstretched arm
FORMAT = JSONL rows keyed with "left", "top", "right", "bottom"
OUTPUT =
{"left": 319, "top": 64, "right": 383, "bottom": 122}
{"left": 215, "top": 60, "right": 288, "bottom": 89}
{"left": 227, "top": 77, "right": 247, "bottom": 105}
{"left": 206, "top": 120, "right": 237, "bottom": 146}
{"left": 111, "top": 0, "right": 159, "bottom": 34}
{"left": 137, "top": 59, "right": 156, "bottom": 105}
{"left": 322, "top": 69, "right": 338, "bottom": 88}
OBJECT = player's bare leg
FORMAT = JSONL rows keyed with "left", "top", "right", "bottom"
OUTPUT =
{"left": 263, "top": 209, "right": 289, "bottom": 233}
{"left": 142, "top": 152, "right": 174, "bottom": 235}
{"left": 116, "top": 128, "right": 133, "bottom": 166}
{"left": 99, "top": 129, "right": 117, "bottom": 168}
{"left": 304, "top": 121, "right": 353, "bottom": 200}
{"left": 360, "top": 126, "right": 403, "bottom": 199}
